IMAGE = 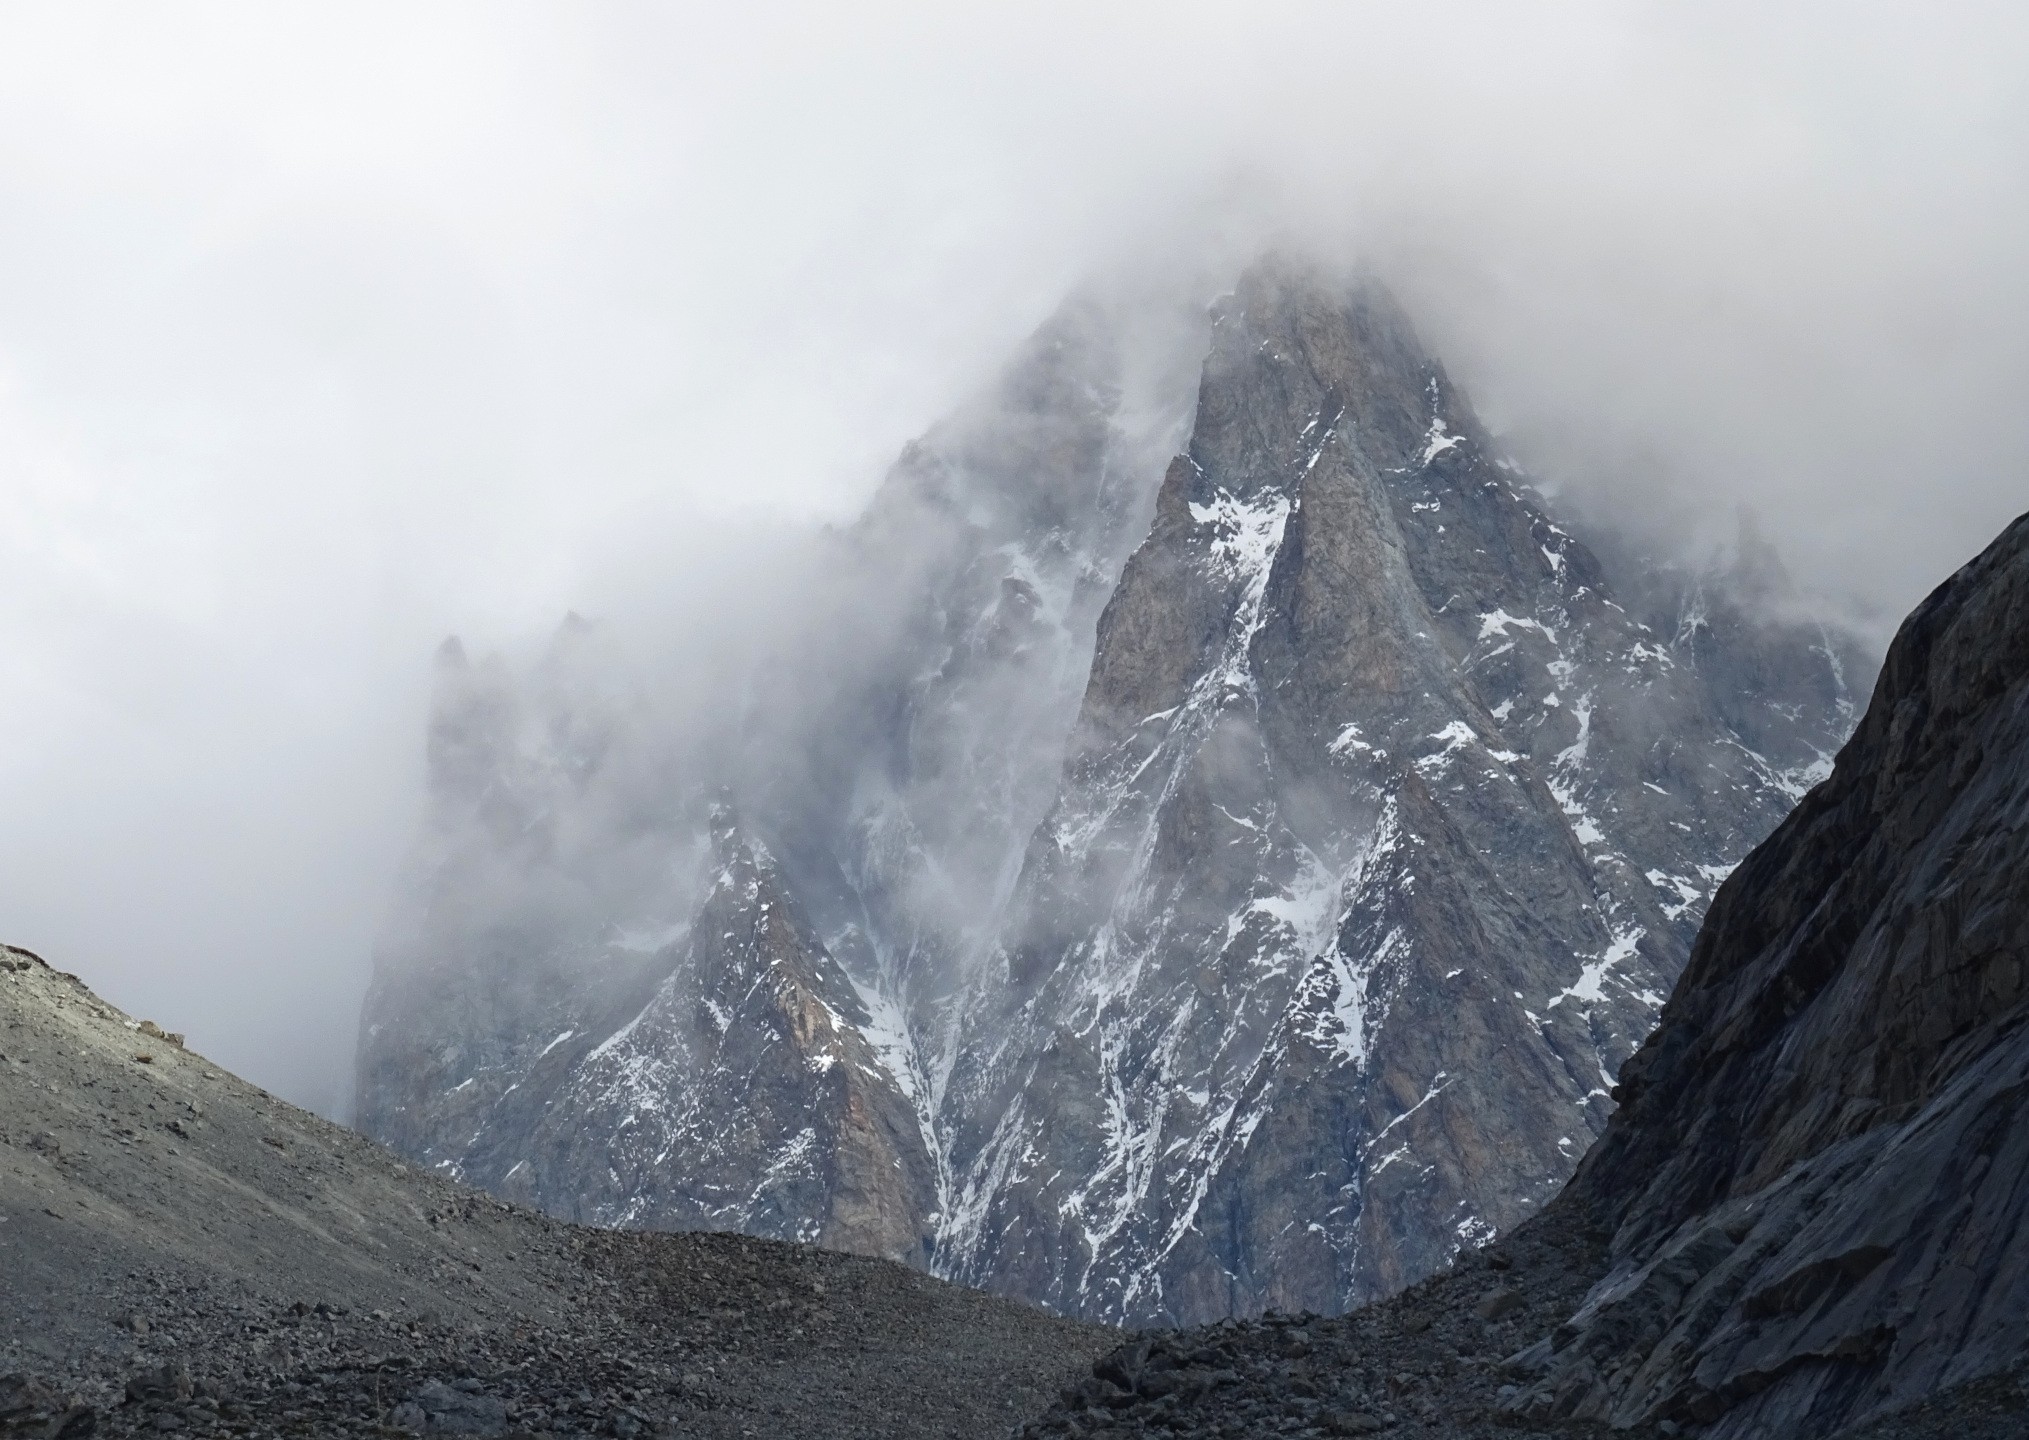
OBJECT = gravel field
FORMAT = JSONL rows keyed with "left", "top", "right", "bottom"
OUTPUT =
{"left": 1021, "top": 1204, "right": 2029, "bottom": 1440}
{"left": 1, "top": 947, "right": 1111, "bottom": 1438}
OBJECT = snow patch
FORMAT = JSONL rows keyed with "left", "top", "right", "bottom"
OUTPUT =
{"left": 1548, "top": 926, "right": 1645, "bottom": 1009}
{"left": 1644, "top": 869, "right": 1705, "bottom": 920}
{"left": 1428, "top": 720, "right": 1478, "bottom": 750}
{"left": 1328, "top": 723, "right": 1374, "bottom": 756}
{"left": 1364, "top": 1070, "right": 1453, "bottom": 1172}
{"left": 1189, "top": 490, "right": 1291, "bottom": 596}
{"left": 1455, "top": 1214, "right": 1498, "bottom": 1248}
{"left": 1418, "top": 377, "right": 1464, "bottom": 466}
{"left": 1477, "top": 609, "right": 1556, "bottom": 645}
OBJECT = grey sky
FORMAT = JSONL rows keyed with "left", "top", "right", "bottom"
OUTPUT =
{"left": 0, "top": 2, "right": 2022, "bottom": 1114}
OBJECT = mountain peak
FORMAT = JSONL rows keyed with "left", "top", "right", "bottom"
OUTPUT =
{"left": 359, "top": 262, "right": 1867, "bottom": 1326}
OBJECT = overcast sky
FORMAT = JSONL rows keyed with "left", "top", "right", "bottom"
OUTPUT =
{"left": 0, "top": 2, "right": 2023, "bottom": 1115}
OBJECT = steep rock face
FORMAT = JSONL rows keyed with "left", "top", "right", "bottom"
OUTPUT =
{"left": 357, "top": 257, "right": 1864, "bottom": 1318}
{"left": 933, "top": 261, "right": 1860, "bottom": 1324}
{"left": 1505, "top": 512, "right": 2029, "bottom": 1436}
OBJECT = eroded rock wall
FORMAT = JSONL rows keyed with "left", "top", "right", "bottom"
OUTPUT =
{"left": 1505, "top": 511, "right": 2029, "bottom": 1435}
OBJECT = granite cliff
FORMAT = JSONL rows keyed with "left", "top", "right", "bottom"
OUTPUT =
{"left": 356, "top": 257, "right": 1867, "bottom": 1323}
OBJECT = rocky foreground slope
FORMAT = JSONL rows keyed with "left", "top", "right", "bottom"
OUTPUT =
{"left": 0, "top": 948, "right": 1108, "bottom": 1438}
{"left": 1020, "top": 510, "right": 2029, "bottom": 1438}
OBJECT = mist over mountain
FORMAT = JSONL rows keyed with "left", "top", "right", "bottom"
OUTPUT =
{"left": 2, "top": 11, "right": 2025, "bottom": 1437}
{"left": 0, "top": 6, "right": 2022, "bottom": 1120}
{"left": 357, "top": 256, "right": 1872, "bottom": 1322}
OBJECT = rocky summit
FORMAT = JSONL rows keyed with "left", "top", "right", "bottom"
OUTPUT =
{"left": 355, "top": 256, "right": 1868, "bottom": 1326}
{"left": 1019, "top": 509, "right": 2029, "bottom": 1439}
{"left": 931, "top": 261, "right": 1862, "bottom": 1324}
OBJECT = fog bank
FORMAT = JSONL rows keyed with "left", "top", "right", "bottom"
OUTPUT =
{"left": 0, "top": 2, "right": 2021, "bottom": 1111}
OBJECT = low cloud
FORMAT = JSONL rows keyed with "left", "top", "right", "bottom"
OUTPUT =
{"left": 0, "top": 1, "right": 2021, "bottom": 1110}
